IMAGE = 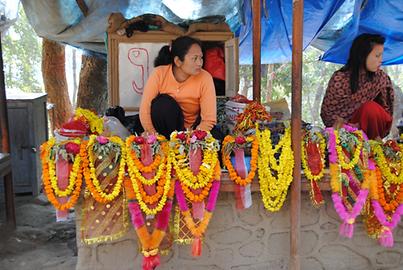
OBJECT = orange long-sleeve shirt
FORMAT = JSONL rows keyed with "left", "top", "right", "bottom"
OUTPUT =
{"left": 139, "top": 64, "right": 216, "bottom": 133}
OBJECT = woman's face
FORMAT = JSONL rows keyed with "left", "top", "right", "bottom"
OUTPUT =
{"left": 366, "top": 44, "right": 384, "bottom": 72}
{"left": 175, "top": 44, "right": 203, "bottom": 76}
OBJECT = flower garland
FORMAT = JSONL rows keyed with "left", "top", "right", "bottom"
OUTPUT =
{"left": 327, "top": 125, "right": 372, "bottom": 238}
{"left": 222, "top": 135, "right": 258, "bottom": 186}
{"left": 301, "top": 129, "right": 326, "bottom": 207}
{"left": 368, "top": 166, "right": 403, "bottom": 247}
{"left": 74, "top": 108, "right": 104, "bottom": 135}
{"left": 40, "top": 138, "right": 85, "bottom": 210}
{"left": 371, "top": 141, "right": 402, "bottom": 184}
{"left": 124, "top": 136, "right": 175, "bottom": 270}
{"left": 175, "top": 179, "right": 220, "bottom": 256}
{"left": 42, "top": 138, "right": 82, "bottom": 197}
{"left": 334, "top": 128, "right": 364, "bottom": 170}
{"left": 126, "top": 135, "right": 168, "bottom": 186}
{"left": 128, "top": 152, "right": 173, "bottom": 216}
{"left": 256, "top": 126, "right": 294, "bottom": 212}
{"left": 170, "top": 130, "right": 220, "bottom": 202}
{"left": 126, "top": 187, "right": 173, "bottom": 270}
{"left": 83, "top": 135, "right": 126, "bottom": 203}
{"left": 301, "top": 131, "right": 326, "bottom": 182}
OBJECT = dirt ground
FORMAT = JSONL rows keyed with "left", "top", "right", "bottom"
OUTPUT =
{"left": 0, "top": 194, "right": 77, "bottom": 270}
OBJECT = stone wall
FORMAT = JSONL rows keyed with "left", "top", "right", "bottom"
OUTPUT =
{"left": 76, "top": 192, "right": 403, "bottom": 270}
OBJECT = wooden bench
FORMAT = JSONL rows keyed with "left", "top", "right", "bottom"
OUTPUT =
{"left": 0, "top": 153, "right": 16, "bottom": 229}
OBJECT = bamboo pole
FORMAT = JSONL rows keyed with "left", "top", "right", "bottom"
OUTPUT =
{"left": 252, "top": 0, "right": 261, "bottom": 101}
{"left": 290, "top": 0, "right": 303, "bottom": 269}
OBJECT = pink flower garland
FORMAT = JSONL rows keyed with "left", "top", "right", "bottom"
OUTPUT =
{"left": 371, "top": 200, "right": 403, "bottom": 247}
{"left": 327, "top": 125, "right": 371, "bottom": 238}
{"left": 128, "top": 200, "right": 173, "bottom": 270}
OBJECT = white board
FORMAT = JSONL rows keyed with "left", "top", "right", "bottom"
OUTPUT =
{"left": 118, "top": 42, "right": 168, "bottom": 109}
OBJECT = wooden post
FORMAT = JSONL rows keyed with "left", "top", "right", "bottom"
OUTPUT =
{"left": 290, "top": 0, "right": 303, "bottom": 269}
{"left": 0, "top": 34, "right": 10, "bottom": 153}
{"left": 252, "top": 0, "right": 261, "bottom": 102}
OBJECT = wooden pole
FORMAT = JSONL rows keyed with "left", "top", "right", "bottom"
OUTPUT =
{"left": 0, "top": 34, "right": 10, "bottom": 153}
{"left": 290, "top": 0, "right": 303, "bottom": 269}
{"left": 252, "top": 0, "right": 261, "bottom": 102}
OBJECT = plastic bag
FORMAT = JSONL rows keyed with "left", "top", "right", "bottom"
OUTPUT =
{"left": 102, "top": 116, "right": 130, "bottom": 138}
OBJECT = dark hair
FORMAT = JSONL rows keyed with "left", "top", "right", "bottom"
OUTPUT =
{"left": 154, "top": 36, "right": 202, "bottom": 67}
{"left": 341, "top": 33, "right": 385, "bottom": 93}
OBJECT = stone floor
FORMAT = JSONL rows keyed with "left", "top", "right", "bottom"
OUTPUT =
{"left": 0, "top": 194, "right": 77, "bottom": 270}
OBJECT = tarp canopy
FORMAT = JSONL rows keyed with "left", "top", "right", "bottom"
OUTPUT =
{"left": 14, "top": 0, "right": 403, "bottom": 65}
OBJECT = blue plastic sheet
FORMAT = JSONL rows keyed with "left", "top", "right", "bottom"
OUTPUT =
{"left": 321, "top": 0, "right": 403, "bottom": 65}
{"left": 20, "top": 0, "right": 403, "bottom": 64}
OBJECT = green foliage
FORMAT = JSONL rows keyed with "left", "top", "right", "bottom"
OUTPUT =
{"left": 2, "top": 5, "right": 43, "bottom": 93}
{"left": 239, "top": 47, "right": 340, "bottom": 126}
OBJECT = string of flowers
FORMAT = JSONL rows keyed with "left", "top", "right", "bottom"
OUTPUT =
{"left": 83, "top": 135, "right": 126, "bottom": 203}
{"left": 74, "top": 108, "right": 104, "bottom": 135}
{"left": 327, "top": 125, "right": 372, "bottom": 238}
{"left": 125, "top": 177, "right": 174, "bottom": 270}
{"left": 222, "top": 135, "right": 258, "bottom": 186}
{"left": 175, "top": 179, "right": 220, "bottom": 256}
{"left": 369, "top": 165, "right": 403, "bottom": 247}
{"left": 126, "top": 135, "right": 168, "bottom": 186}
{"left": 371, "top": 141, "right": 402, "bottom": 184}
{"left": 170, "top": 130, "right": 220, "bottom": 202}
{"left": 301, "top": 129, "right": 326, "bottom": 207}
{"left": 334, "top": 128, "right": 364, "bottom": 170}
{"left": 256, "top": 125, "right": 294, "bottom": 212}
{"left": 40, "top": 138, "right": 85, "bottom": 210}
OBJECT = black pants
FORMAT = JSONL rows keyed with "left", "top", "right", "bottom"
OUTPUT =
{"left": 135, "top": 94, "right": 224, "bottom": 140}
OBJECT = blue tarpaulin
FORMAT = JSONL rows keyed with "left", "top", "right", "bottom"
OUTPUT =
{"left": 19, "top": 0, "right": 403, "bottom": 65}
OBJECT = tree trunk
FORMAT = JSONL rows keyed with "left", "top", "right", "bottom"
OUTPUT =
{"left": 76, "top": 53, "right": 108, "bottom": 113}
{"left": 42, "top": 39, "right": 73, "bottom": 130}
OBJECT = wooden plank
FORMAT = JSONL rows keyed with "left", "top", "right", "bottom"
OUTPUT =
{"left": 219, "top": 171, "right": 331, "bottom": 192}
{"left": 252, "top": 0, "right": 261, "bottom": 101}
{"left": 290, "top": 0, "right": 304, "bottom": 269}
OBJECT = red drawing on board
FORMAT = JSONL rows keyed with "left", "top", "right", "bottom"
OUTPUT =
{"left": 128, "top": 47, "right": 149, "bottom": 95}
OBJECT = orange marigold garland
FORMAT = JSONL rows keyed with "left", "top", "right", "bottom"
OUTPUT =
{"left": 124, "top": 134, "right": 174, "bottom": 270}
{"left": 222, "top": 135, "right": 258, "bottom": 186}
{"left": 40, "top": 138, "right": 85, "bottom": 211}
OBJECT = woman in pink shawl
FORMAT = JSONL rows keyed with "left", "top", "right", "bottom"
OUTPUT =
{"left": 320, "top": 33, "right": 394, "bottom": 139}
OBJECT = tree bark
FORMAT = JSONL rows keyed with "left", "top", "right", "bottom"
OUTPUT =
{"left": 76, "top": 53, "right": 108, "bottom": 113}
{"left": 42, "top": 39, "right": 72, "bottom": 130}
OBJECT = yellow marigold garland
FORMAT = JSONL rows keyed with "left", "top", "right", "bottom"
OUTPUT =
{"left": 334, "top": 129, "right": 363, "bottom": 170}
{"left": 84, "top": 135, "right": 126, "bottom": 203}
{"left": 256, "top": 127, "right": 294, "bottom": 211}
{"left": 371, "top": 142, "right": 403, "bottom": 184}
{"left": 74, "top": 108, "right": 103, "bottom": 134}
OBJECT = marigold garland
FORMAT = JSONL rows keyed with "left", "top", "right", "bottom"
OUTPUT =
{"left": 371, "top": 142, "right": 403, "bottom": 184}
{"left": 126, "top": 135, "right": 168, "bottom": 186}
{"left": 83, "top": 135, "right": 126, "bottom": 203}
{"left": 74, "top": 108, "right": 103, "bottom": 135}
{"left": 334, "top": 129, "right": 364, "bottom": 170}
{"left": 301, "top": 131, "right": 326, "bottom": 182}
{"left": 372, "top": 167, "right": 403, "bottom": 213}
{"left": 222, "top": 135, "right": 258, "bottom": 186}
{"left": 256, "top": 126, "right": 294, "bottom": 212}
{"left": 40, "top": 139, "right": 85, "bottom": 210}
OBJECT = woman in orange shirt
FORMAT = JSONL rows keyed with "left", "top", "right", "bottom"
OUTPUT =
{"left": 139, "top": 36, "right": 218, "bottom": 139}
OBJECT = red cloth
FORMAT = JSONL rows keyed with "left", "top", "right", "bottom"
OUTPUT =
{"left": 350, "top": 101, "right": 392, "bottom": 139}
